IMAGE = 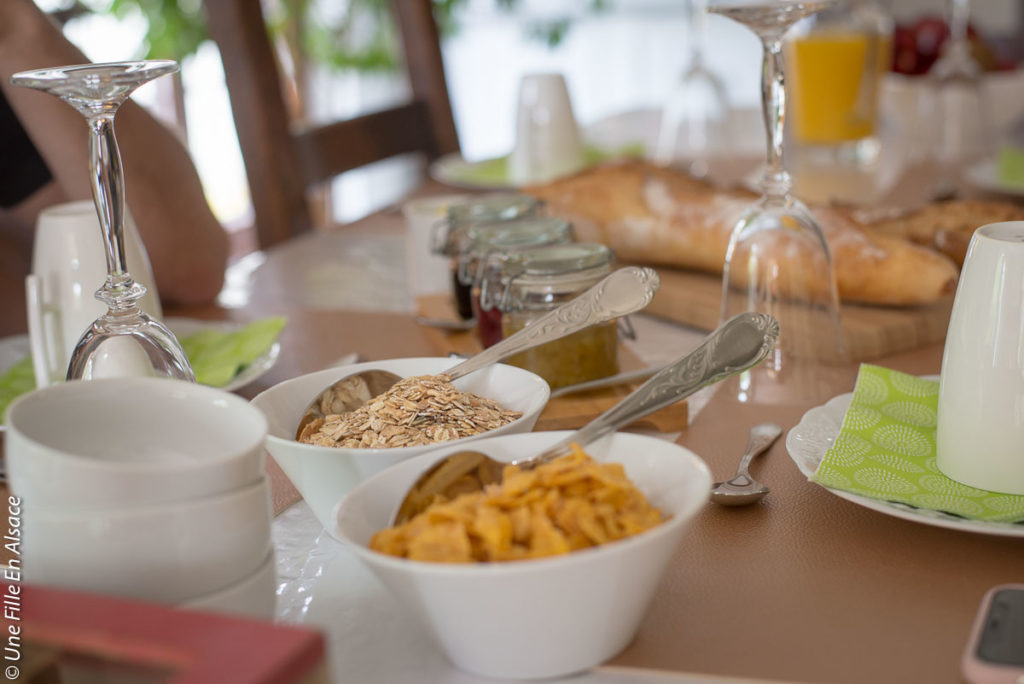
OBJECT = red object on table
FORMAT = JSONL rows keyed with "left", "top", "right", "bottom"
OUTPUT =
{"left": 18, "top": 584, "right": 326, "bottom": 683}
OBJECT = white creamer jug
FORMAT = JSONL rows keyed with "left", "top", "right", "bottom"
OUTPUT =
{"left": 26, "top": 200, "right": 162, "bottom": 387}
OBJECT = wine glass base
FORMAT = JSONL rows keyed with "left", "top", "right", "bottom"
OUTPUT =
{"left": 720, "top": 197, "right": 848, "bottom": 403}
{"left": 718, "top": 358, "right": 856, "bottom": 406}
{"left": 68, "top": 313, "right": 195, "bottom": 383}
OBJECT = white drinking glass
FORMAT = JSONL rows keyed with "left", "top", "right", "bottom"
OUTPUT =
{"left": 654, "top": 0, "right": 731, "bottom": 178}
{"left": 26, "top": 200, "right": 161, "bottom": 388}
{"left": 507, "top": 73, "right": 585, "bottom": 186}
{"left": 926, "top": 0, "right": 991, "bottom": 198}
{"left": 402, "top": 194, "right": 470, "bottom": 297}
{"left": 936, "top": 221, "right": 1024, "bottom": 495}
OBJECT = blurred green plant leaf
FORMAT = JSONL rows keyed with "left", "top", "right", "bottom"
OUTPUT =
{"left": 74, "top": 0, "right": 611, "bottom": 70}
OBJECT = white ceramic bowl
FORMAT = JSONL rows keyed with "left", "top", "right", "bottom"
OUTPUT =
{"left": 180, "top": 550, "right": 277, "bottom": 619}
{"left": 23, "top": 477, "right": 273, "bottom": 605}
{"left": 251, "top": 358, "right": 549, "bottom": 535}
{"left": 5, "top": 377, "right": 267, "bottom": 512}
{"left": 335, "top": 431, "right": 712, "bottom": 680}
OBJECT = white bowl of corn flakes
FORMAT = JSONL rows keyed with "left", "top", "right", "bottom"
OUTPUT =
{"left": 334, "top": 430, "right": 712, "bottom": 680}
{"left": 251, "top": 357, "right": 550, "bottom": 535}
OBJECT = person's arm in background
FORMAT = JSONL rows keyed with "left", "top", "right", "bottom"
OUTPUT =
{"left": 0, "top": 0, "right": 229, "bottom": 305}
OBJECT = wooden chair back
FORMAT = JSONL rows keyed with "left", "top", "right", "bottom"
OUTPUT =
{"left": 205, "top": 0, "right": 460, "bottom": 248}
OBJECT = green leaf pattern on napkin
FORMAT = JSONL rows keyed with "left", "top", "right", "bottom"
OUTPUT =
{"left": 811, "top": 365, "right": 1024, "bottom": 523}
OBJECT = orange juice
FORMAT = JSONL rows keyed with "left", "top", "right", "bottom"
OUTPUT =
{"left": 786, "top": 31, "right": 890, "bottom": 144}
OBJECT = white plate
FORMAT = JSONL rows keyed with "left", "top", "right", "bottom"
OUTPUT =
{"left": 786, "top": 380, "right": 1024, "bottom": 538}
{"left": 0, "top": 318, "right": 280, "bottom": 394}
{"left": 429, "top": 153, "right": 515, "bottom": 191}
{"left": 430, "top": 139, "right": 647, "bottom": 191}
{"left": 963, "top": 157, "right": 1024, "bottom": 198}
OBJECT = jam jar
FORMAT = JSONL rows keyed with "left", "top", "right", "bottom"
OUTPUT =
{"left": 493, "top": 243, "right": 619, "bottom": 389}
{"left": 432, "top": 194, "right": 541, "bottom": 320}
{"left": 462, "top": 217, "right": 574, "bottom": 348}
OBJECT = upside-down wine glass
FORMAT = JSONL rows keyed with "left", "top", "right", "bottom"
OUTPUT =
{"left": 11, "top": 61, "right": 194, "bottom": 382}
{"left": 654, "top": 0, "right": 731, "bottom": 178}
{"left": 928, "top": 0, "right": 991, "bottom": 198}
{"left": 709, "top": 1, "right": 848, "bottom": 405}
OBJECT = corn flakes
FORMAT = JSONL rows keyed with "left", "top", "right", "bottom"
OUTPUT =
{"left": 370, "top": 444, "right": 665, "bottom": 563}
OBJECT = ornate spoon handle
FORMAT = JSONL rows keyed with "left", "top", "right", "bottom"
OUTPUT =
{"left": 444, "top": 266, "right": 661, "bottom": 381}
{"left": 526, "top": 312, "right": 780, "bottom": 464}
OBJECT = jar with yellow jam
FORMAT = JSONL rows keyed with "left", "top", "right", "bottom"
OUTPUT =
{"left": 463, "top": 218, "right": 574, "bottom": 348}
{"left": 432, "top": 194, "right": 542, "bottom": 320}
{"left": 492, "top": 243, "right": 619, "bottom": 389}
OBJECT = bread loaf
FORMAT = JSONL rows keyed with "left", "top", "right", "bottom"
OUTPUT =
{"left": 528, "top": 161, "right": 959, "bottom": 306}
{"left": 860, "top": 199, "right": 1024, "bottom": 267}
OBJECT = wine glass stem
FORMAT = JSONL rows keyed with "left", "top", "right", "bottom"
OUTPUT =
{"left": 949, "top": 0, "right": 969, "bottom": 46}
{"left": 760, "top": 39, "right": 791, "bottom": 199}
{"left": 687, "top": 0, "right": 709, "bottom": 67}
{"left": 88, "top": 114, "right": 132, "bottom": 293}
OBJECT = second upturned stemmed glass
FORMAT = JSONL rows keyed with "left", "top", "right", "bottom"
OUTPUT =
{"left": 654, "top": 0, "right": 731, "bottom": 178}
{"left": 928, "top": 0, "right": 991, "bottom": 197}
{"left": 710, "top": 0, "right": 847, "bottom": 404}
{"left": 11, "top": 61, "right": 194, "bottom": 382}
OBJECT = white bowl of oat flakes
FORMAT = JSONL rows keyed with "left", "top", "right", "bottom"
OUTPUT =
{"left": 251, "top": 357, "right": 550, "bottom": 534}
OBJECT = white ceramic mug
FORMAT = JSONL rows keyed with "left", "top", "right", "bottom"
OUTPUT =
{"left": 26, "top": 200, "right": 161, "bottom": 387}
{"left": 402, "top": 194, "right": 469, "bottom": 297}
{"left": 507, "top": 73, "right": 585, "bottom": 186}
{"left": 936, "top": 221, "right": 1024, "bottom": 495}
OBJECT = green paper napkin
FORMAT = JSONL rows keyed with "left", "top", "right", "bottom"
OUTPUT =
{"left": 997, "top": 146, "right": 1024, "bottom": 189}
{"left": 0, "top": 317, "right": 286, "bottom": 417}
{"left": 179, "top": 317, "right": 286, "bottom": 387}
{"left": 0, "top": 356, "right": 36, "bottom": 423}
{"left": 811, "top": 364, "right": 1024, "bottom": 523}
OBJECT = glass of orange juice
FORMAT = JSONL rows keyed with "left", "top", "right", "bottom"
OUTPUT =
{"left": 786, "top": 0, "right": 892, "bottom": 165}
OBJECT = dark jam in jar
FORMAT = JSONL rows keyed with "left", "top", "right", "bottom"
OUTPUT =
{"left": 463, "top": 217, "right": 574, "bottom": 347}
{"left": 437, "top": 195, "right": 542, "bottom": 321}
{"left": 471, "top": 289, "right": 504, "bottom": 348}
{"left": 452, "top": 266, "right": 474, "bottom": 320}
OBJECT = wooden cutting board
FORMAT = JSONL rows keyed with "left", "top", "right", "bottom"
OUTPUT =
{"left": 643, "top": 267, "right": 954, "bottom": 361}
{"left": 414, "top": 294, "right": 687, "bottom": 433}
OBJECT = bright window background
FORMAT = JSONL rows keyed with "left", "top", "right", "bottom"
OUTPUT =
{"left": 34, "top": 0, "right": 1021, "bottom": 228}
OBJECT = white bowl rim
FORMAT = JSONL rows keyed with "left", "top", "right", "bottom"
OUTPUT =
{"left": 253, "top": 357, "right": 550, "bottom": 456}
{"left": 29, "top": 476, "right": 269, "bottom": 522}
{"left": 336, "top": 431, "right": 711, "bottom": 576}
{"left": 6, "top": 376, "right": 267, "bottom": 472}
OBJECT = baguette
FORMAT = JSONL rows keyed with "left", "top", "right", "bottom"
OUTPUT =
{"left": 528, "top": 161, "right": 958, "bottom": 306}
{"left": 860, "top": 199, "right": 1024, "bottom": 267}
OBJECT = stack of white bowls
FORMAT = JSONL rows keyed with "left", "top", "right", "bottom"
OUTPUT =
{"left": 5, "top": 377, "right": 276, "bottom": 619}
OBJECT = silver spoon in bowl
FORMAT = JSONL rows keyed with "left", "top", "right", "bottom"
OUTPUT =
{"left": 709, "top": 422, "right": 782, "bottom": 506}
{"left": 392, "top": 312, "right": 781, "bottom": 525}
{"left": 295, "top": 266, "right": 661, "bottom": 440}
